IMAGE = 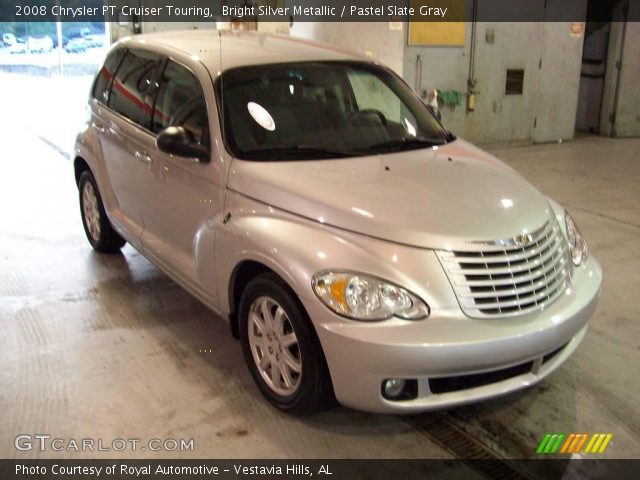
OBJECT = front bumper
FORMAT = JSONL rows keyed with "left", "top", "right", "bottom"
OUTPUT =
{"left": 309, "top": 256, "right": 602, "bottom": 413}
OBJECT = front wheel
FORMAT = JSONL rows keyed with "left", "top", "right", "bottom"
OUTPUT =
{"left": 78, "top": 170, "right": 126, "bottom": 253}
{"left": 239, "top": 273, "right": 334, "bottom": 414}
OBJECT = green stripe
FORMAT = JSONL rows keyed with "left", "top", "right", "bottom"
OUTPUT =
{"left": 536, "top": 433, "right": 552, "bottom": 454}
{"left": 550, "top": 433, "right": 566, "bottom": 453}
{"left": 543, "top": 434, "right": 559, "bottom": 453}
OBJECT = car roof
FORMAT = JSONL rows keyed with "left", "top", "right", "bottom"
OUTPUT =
{"left": 119, "top": 29, "right": 366, "bottom": 73}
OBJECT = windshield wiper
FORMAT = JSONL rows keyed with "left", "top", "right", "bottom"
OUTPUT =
{"left": 242, "top": 145, "right": 362, "bottom": 160}
{"left": 363, "top": 137, "right": 446, "bottom": 153}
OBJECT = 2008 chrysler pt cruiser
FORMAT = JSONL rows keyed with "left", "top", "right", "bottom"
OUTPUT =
{"left": 74, "top": 30, "right": 602, "bottom": 414}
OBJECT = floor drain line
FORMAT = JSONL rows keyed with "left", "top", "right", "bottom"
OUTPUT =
{"left": 37, "top": 134, "right": 70, "bottom": 160}
{"left": 407, "top": 413, "right": 534, "bottom": 480}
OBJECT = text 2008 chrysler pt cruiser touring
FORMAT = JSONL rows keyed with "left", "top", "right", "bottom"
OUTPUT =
{"left": 74, "top": 31, "right": 602, "bottom": 413}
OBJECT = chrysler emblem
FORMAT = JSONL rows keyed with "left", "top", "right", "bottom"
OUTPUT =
{"left": 515, "top": 233, "right": 533, "bottom": 247}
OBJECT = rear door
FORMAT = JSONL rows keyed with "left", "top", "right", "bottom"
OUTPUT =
{"left": 98, "top": 48, "right": 163, "bottom": 245}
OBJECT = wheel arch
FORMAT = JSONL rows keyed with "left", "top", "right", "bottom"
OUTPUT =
{"left": 74, "top": 156, "right": 91, "bottom": 186}
{"left": 228, "top": 260, "right": 277, "bottom": 339}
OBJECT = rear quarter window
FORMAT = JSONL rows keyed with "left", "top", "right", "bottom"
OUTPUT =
{"left": 92, "top": 48, "right": 125, "bottom": 105}
{"left": 107, "top": 49, "right": 162, "bottom": 129}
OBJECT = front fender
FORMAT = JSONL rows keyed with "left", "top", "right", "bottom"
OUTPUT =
{"left": 215, "top": 192, "right": 458, "bottom": 323}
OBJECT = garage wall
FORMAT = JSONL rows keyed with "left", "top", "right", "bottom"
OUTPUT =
{"left": 106, "top": 0, "right": 640, "bottom": 143}
{"left": 532, "top": 20, "right": 586, "bottom": 143}
{"left": 292, "top": 2, "right": 588, "bottom": 145}
{"left": 290, "top": 22, "right": 405, "bottom": 75}
{"left": 614, "top": 20, "right": 640, "bottom": 137}
{"left": 139, "top": 22, "right": 217, "bottom": 34}
{"left": 403, "top": 22, "right": 473, "bottom": 137}
{"left": 599, "top": 1, "right": 640, "bottom": 138}
{"left": 464, "top": 21, "right": 546, "bottom": 143}
{"left": 403, "top": 0, "right": 587, "bottom": 144}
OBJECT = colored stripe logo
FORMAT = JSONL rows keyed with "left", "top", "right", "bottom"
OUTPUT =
{"left": 536, "top": 433, "right": 612, "bottom": 454}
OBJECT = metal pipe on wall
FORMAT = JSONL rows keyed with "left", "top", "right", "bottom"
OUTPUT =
{"left": 467, "top": 0, "right": 478, "bottom": 112}
{"left": 415, "top": 54, "right": 423, "bottom": 96}
{"left": 55, "top": 2, "right": 63, "bottom": 76}
{"left": 610, "top": 0, "right": 629, "bottom": 137}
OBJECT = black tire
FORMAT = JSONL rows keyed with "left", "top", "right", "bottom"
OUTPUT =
{"left": 239, "top": 272, "right": 335, "bottom": 414}
{"left": 78, "top": 170, "right": 126, "bottom": 253}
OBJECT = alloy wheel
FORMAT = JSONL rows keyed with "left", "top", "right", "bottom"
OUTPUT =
{"left": 247, "top": 296, "right": 302, "bottom": 396}
{"left": 82, "top": 182, "right": 101, "bottom": 242}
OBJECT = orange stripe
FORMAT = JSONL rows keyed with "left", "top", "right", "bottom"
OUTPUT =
{"left": 560, "top": 434, "right": 575, "bottom": 453}
{"left": 574, "top": 434, "right": 589, "bottom": 453}
{"left": 567, "top": 434, "right": 581, "bottom": 453}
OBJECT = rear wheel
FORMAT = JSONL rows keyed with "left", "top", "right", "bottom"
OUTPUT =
{"left": 78, "top": 170, "right": 126, "bottom": 253}
{"left": 239, "top": 273, "right": 334, "bottom": 414}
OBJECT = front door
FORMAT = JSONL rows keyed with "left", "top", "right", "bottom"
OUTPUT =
{"left": 141, "top": 59, "right": 225, "bottom": 304}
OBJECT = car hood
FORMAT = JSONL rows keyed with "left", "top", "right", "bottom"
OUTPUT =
{"left": 227, "top": 139, "right": 553, "bottom": 250}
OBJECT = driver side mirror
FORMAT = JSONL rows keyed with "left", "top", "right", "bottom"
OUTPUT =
{"left": 156, "top": 126, "right": 210, "bottom": 162}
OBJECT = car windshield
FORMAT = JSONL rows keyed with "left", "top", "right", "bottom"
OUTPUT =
{"left": 218, "top": 61, "right": 453, "bottom": 161}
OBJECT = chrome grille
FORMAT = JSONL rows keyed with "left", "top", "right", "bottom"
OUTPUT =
{"left": 437, "top": 219, "right": 570, "bottom": 318}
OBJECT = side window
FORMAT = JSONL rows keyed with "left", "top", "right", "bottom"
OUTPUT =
{"left": 348, "top": 70, "right": 413, "bottom": 125}
{"left": 92, "top": 48, "right": 125, "bottom": 105}
{"left": 151, "top": 61, "right": 209, "bottom": 147}
{"left": 108, "top": 49, "right": 162, "bottom": 129}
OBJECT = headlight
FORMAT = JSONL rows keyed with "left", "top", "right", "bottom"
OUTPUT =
{"left": 311, "top": 271, "right": 429, "bottom": 321}
{"left": 565, "top": 212, "right": 588, "bottom": 266}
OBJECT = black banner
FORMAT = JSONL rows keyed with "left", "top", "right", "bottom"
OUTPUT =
{"left": 0, "top": 0, "right": 637, "bottom": 23}
{"left": 1, "top": 459, "right": 639, "bottom": 480}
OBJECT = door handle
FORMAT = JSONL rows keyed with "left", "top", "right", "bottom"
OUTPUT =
{"left": 91, "top": 122, "right": 105, "bottom": 133}
{"left": 108, "top": 121, "right": 120, "bottom": 136}
{"left": 134, "top": 151, "right": 152, "bottom": 164}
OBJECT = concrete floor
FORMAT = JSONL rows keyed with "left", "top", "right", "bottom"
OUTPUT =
{"left": 0, "top": 74, "right": 639, "bottom": 463}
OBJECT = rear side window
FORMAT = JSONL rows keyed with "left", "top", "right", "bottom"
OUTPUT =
{"left": 92, "top": 48, "right": 125, "bottom": 104}
{"left": 151, "top": 61, "right": 209, "bottom": 146}
{"left": 108, "top": 49, "right": 162, "bottom": 129}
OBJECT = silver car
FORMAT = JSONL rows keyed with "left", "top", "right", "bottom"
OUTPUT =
{"left": 74, "top": 31, "right": 602, "bottom": 414}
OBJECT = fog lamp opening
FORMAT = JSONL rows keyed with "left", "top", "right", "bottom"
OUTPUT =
{"left": 381, "top": 378, "right": 418, "bottom": 401}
